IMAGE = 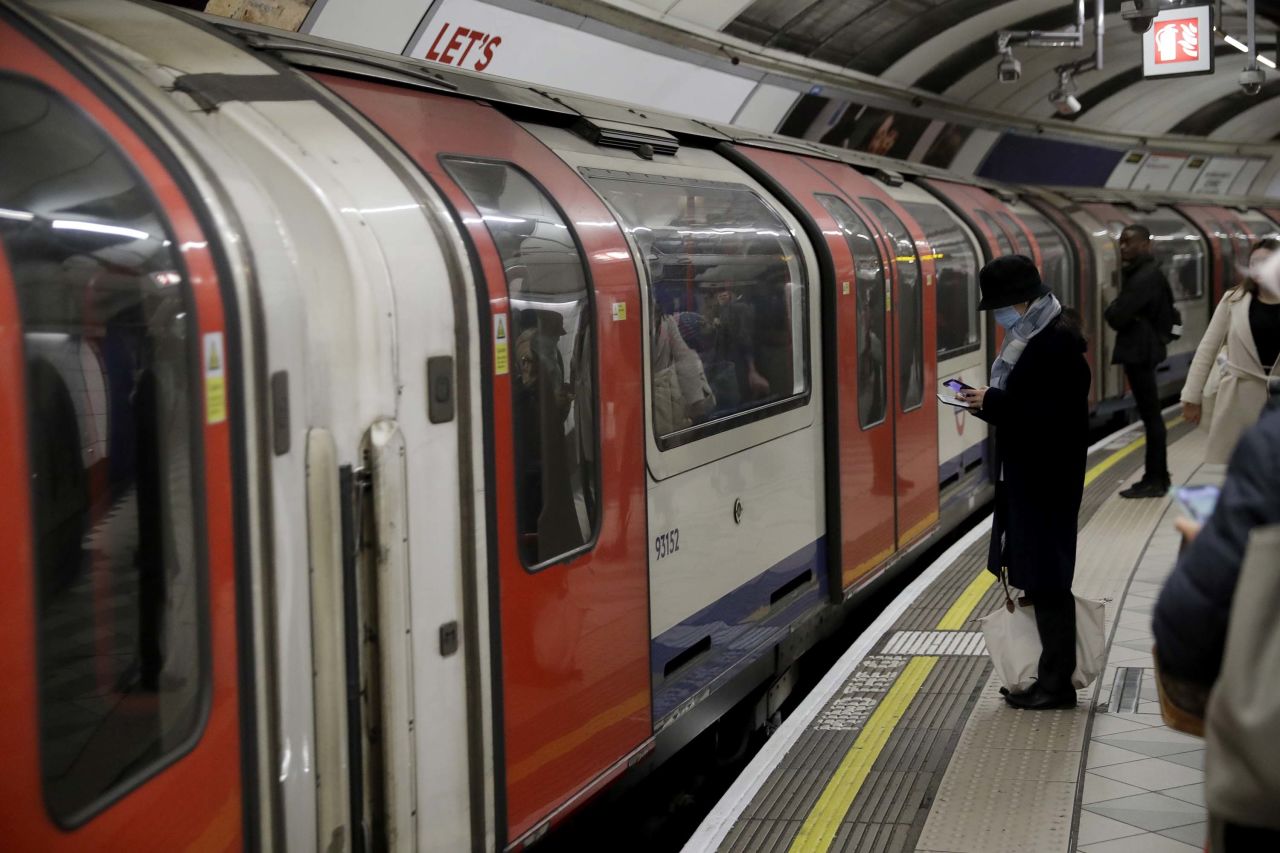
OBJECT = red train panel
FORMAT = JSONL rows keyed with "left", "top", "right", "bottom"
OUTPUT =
{"left": 314, "top": 75, "right": 652, "bottom": 844}
{"left": 803, "top": 160, "right": 940, "bottom": 549}
{"left": 0, "top": 21, "right": 243, "bottom": 848}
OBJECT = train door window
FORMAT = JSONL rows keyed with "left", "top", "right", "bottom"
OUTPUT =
{"left": 443, "top": 158, "right": 600, "bottom": 567}
{"left": 1239, "top": 212, "right": 1279, "bottom": 241}
{"left": 1214, "top": 220, "right": 1237, "bottom": 291}
{"left": 1131, "top": 211, "right": 1207, "bottom": 301}
{"left": 900, "top": 201, "right": 979, "bottom": 358}
{"left": 583, "top": 169, "right": 809, "bottom": 448}
{"left": 976, "top": 210, "right": 1013, "bottom": 256}
{"left": 861, "top": 197, "right": 924, "bottom": 412}
{"left": 1019, "top": 209, "right": 1076, "bottom": 308}
{"left": 0, "top": 76, "right": 204, "bottom": 824}
{"left": 997, "top": 211, "right": 1033, "bottom": 257}
{"left": 816, "top": 194, "right": 888, "bottom": 428}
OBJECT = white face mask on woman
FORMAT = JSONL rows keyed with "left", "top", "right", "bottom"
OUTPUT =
{"left": 994, "top": 305, "right": 1021, "bottom": 330}
{"left": 1251, "top": 250, "right": 1280, "bottom": 300}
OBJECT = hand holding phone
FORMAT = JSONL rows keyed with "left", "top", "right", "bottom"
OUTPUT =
{"left": 1174, "top": 484, "right": 1220, "bottom": 525}
{"left": 942, "top": 378, "right": 974, "bottom": 393}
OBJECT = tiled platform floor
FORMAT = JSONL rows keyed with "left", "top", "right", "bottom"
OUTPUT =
{"left": 1077, "top": 462, "right": 1225, "bottom": 853}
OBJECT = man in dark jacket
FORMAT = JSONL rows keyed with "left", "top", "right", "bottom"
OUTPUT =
{"left": 959, "top": 256, "right": 1091, "bottom": 710}
{"left": 1105, "top": 224, "right": 1174, "bottom": 498}
{"left": 1154, "top": 396, "right": 1280, "bottom": 690}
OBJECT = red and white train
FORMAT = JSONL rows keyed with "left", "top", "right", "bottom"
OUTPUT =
{"left": 1, "top": 1, "right": 1277, "bottom": 850}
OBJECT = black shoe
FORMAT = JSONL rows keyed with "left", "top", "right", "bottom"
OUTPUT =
{"left": 1004, "top": 684, "right": 1076, "bottom": 710}
{"left": 1119, "top": 479, "right": 1169, "bottom": 499}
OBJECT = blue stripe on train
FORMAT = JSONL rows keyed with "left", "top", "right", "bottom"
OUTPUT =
{"left": 650, "top": 539, "right": 826, "bottom": 722}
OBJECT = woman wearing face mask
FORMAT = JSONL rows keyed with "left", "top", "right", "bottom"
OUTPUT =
{"left": 957, "top": 255, "right": 1092, "bottom": 710}
{"left": 1181, "top": 238, "right": 1280, "bottom": 464}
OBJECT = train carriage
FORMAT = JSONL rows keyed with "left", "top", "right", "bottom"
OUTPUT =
{"left": 1, "top": 2, "right": 1277, "bottom": 851}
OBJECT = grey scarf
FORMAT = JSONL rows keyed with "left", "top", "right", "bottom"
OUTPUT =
{"left": 989, "top": 293, "right": 1062, "bottom": 390}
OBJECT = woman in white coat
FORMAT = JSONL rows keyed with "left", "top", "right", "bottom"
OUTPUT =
{"left": 1181, "top": 239, "right": 1280, "bottom": 464}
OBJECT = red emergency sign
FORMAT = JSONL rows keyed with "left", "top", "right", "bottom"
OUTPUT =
{"left": 1152, "top": 18, "right": 1200, "bottom": 64}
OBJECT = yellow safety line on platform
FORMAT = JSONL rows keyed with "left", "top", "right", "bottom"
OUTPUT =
{"left": 936, "top": 571, "right": 996, "bottom": 630}
{"left": 787, "top": 656, "right": 938, "bottom": 853}
{"left": 1084, "top": 416, "right": 1182, "bottom": 488}
{"left": 782, "top": 415, "right": 1186, "bottom": 851}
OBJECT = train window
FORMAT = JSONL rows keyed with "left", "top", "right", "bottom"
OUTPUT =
{"left": 1131, "top": 211, "right": 1207, "bottom": 301}
{"left": 1238, "top": 212, "right": 1280, "bottom": 242}
{"left": 816, "top": 194, "right": 888, "bottom": 428}
{"left": 583, "top": 170, "right": 809, "bottom": 448}
{"left": 443, "top": 158, "right": 600, "bottom": 567}
{"left": 1214, "top": 220, "right": 1238, "bottom": 291}
{"left": 861, "top": 198, "right": 924, "bottom": 412}
{"left": 976, "top": 210, "right": 1014, "bottom": 257}
{"left": 0, "top": 77, "right": 205, "bottom": 823}
{"left": 1018, "top": 209, "right": 1077, "bottom": 308}
{"left": 900, "top": 201, "right": 979, "bottom": 359}
{"left": 997, "top": 211, "right": 1034, "bottom": 257}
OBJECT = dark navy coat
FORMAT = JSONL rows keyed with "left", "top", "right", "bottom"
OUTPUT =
{"left": 974, "top": 315, "right": 1091, "bottom": 592}
{"left": 1154, "top": 399, "right": 1280, "bottom": 686}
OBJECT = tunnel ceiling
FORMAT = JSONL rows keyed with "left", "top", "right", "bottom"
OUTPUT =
{"left": 619, "top": 0, "right": 1280, "bottom": 141}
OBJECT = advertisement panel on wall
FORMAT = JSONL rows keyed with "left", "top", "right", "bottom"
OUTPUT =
{"left": 1130, "top": 153, "right": 1188, "bottom": 191}
{"left": 1142, "top": 5, "right": 1214, "bottom": 79}
{"left": 400, "top": 0, "right": 756, "bottom": 122}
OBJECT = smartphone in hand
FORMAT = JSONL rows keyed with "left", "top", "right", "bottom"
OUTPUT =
{"left": 942, "top": 378, "right": 974, "bottom": 393}
{"left": 1173, "top": 484, "right": 1220, "bottom": 525}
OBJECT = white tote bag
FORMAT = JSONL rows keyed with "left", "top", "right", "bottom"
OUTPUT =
{"left": 979, "top": 571, "right": 1106, "bottom": 693}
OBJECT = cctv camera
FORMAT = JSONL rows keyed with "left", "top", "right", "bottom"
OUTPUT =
{"left": 1240, "top": 67, "right": 1266, "bottom": 96}
{"left": 1051, "top": 92, "right": 1082, "bottom": 116}
{"left": 1120, "top": 0, "right": 1159, "bottom": 34}
{"left": 997, "top": 52, "right": 1022, "bottom": 83}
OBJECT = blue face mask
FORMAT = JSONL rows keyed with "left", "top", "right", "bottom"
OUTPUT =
{"left": 994, "top": 306, "right": 1021, "bottom": 330}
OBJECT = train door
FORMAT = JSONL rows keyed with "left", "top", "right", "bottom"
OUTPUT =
{"left": 312, "top": 78, "right": 651, "bottom": 847}
{"left": 806, "top": 161, "right": 940, "bottom": 549}
{"left": 1178, "top": 204, "right": 1242, "bottom": 302}
{"left": 728, "top": 146, "right": 895, "bottom": 593}
{"left": 889, "top": 184, "right": 988, "bottom": 496}
{"left": 0, "top": 19, "right": 245, "bottom": 847}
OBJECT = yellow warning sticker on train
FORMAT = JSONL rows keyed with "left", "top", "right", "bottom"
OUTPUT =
{"left": 494, "top": 313, "right": 509, "bottom": 375}
{"left": 842, "top": 281, "right": 851, "bottom": 295}
{"left": 204, "top": 331, "right": 226, "bottom": 425}
{"left": 612, "top": 302, "right": 627, "bottom": 321}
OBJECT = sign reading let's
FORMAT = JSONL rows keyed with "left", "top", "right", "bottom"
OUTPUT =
{"left": 1142, "top": 4, "right": 1214, "bottom": 78}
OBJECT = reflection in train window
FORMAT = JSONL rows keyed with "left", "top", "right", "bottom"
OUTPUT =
{"left": 901, "top": 201, "right": 979, "bottom": 358}
{"left": 976, "top": 210, "right": 1014, "bottom": 257}
{"left": 997, "top": 211, "right": 1034, "bottom": 258}
{"left": 1019, "top": 208, "right": 1077, "bottom": 308}
{"left": 0, "top": 77, "right": 204, "bottom": 824}
{"left": 584, "top": 170, "right": 809, "bottom": 448}
{"left": 443, "top": 159, "right": 599, "bottom": 567}
{"left": 817, "top": 195, "right": 888, "bottom": 428}
{"left": 1238, "top": 212, "right": 1280, "bottom": 242}
{"left": 1130, "top": 210, "right": 1207, "bottom": 301}
{"left": 861, "top": 198, "right": 925, "bottom": 412}
{"left": 1214, "top": 220, "right": 1238, "bottom": 291}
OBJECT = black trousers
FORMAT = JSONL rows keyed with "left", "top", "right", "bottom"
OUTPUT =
{"left": 1033, "top": 588, "right": 1077, "bottom": 696}
{"left": 1124, "top": 362, "right": 1168, "bottom": 483}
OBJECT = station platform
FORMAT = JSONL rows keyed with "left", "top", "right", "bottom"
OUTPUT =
{"left": 685, "top": 410, "right": 1223, "bottom": 853}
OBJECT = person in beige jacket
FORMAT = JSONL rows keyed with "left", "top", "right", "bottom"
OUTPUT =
{"left": 1181, "top": 239, "right": 1280, "bottom": 464}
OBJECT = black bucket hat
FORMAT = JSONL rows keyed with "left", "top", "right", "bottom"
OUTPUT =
{"left": 978, "top": 254, "right": 1049, "bottom": 310}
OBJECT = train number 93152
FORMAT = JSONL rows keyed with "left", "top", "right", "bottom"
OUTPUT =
{"left": 654, "top": 528, "right": 680, "bottom": 560}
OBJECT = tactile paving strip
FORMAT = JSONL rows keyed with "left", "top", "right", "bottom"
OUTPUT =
{"left": 715, "top": 420, "right": 1196, "bottom": 853}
